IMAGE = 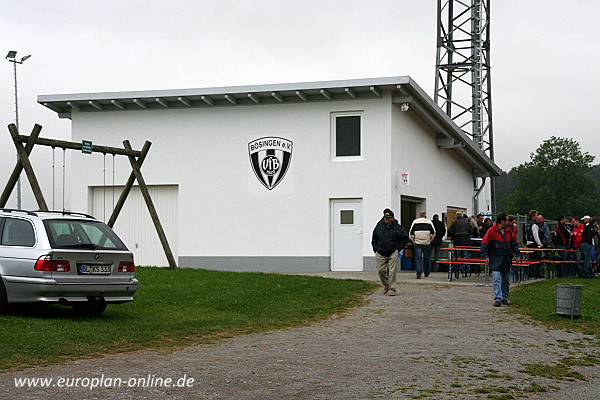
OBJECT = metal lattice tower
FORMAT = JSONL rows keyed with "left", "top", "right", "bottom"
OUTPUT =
{"left": 434, "top": 0, "right": 494, "bottom": 160}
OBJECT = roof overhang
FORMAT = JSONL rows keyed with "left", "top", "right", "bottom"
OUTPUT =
{"left": 38, "top": 77, "right": 409, "bottom": 117}
{"left": 37, "top": 76, "right": 501, "bottom": 178}
{"left": 392, "top": 77, "right": 502, "bottom": 178}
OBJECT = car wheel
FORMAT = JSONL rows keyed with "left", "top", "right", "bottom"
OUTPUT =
{"left": 72, "top": 302, "right": 107, "bottom": 315}
{"left": 0, "top": 279, "right": 8, "bottom": 313}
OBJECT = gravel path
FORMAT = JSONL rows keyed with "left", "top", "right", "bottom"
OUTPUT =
{"left": 0, "top": 280, "right": 598, "bottom": 400}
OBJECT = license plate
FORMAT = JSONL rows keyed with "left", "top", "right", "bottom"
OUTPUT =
{"left": 78, "top": 265, "right": 112, "bottom": 275}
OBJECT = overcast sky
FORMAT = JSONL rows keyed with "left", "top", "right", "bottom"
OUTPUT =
{"left": 1, "top": 0, "right": 599, "bottom": 209}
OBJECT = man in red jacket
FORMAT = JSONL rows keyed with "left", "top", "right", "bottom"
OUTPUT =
{"left": 571, "top": 217, "right": 584, "bottom": 275}
{"left": 480, "top": 213, "right": 521, "bottom": 307}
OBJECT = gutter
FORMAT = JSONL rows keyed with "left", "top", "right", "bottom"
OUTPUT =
{"left": 473, "top": 177, "right": 487, "bottom": 215}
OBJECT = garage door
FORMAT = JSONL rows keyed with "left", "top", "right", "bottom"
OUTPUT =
{"left": 90, "top": 185, "right": 178, "bottom": 267}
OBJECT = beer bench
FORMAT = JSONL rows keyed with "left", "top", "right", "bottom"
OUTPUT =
{"left": 438, "top": 246, "right": 578, "bottom": 283}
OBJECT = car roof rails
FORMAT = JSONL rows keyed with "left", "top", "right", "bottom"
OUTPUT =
{"left": 0, "top": 208, "right": 38, "bottom": 216}
{"left": 41, "top": 210, "right": 97, "bottom": 220}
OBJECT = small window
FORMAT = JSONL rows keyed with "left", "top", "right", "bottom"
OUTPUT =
{"left": 1, "top": 218, "right": 36, "bottom": 247}
{"left": 340, "top": 210, "right": 354, "bottom": 225}
{"left": 334, "top": 114, "right": 361, "bottom": 158}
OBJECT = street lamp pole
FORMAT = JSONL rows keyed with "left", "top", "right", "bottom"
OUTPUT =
{"left": 5, "top": 51, "right": 31, "bottom": 210}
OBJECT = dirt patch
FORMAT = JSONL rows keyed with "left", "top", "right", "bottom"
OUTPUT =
{"left": 1, "top": 282, "right": 598, "bottom": 399}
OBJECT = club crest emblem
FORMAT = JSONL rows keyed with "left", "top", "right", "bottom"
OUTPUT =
{"left": 248, "top": 136, "right": 293, "bottom": 190}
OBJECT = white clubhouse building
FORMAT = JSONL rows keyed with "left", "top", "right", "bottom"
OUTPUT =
{"left": 38, "top": 76, "right": 501, "bottom": 271}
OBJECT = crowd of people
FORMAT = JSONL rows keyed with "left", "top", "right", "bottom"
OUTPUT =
{"left": 522, "top": 210, "right": 599, "bottom": 279}
{"left": 371, "top": 208, "right": 599, "bottom": 306}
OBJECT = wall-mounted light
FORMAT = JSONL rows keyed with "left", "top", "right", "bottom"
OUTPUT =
{"left": 400, "top": 103, "right": 410, "bottom": 112}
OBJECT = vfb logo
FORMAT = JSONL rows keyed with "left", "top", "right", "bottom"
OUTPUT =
{"left": 262, "top": 155, "right": 280, "bottom": 176}
{"left": 248, "top": 137, "right": 293, "bottom": 190}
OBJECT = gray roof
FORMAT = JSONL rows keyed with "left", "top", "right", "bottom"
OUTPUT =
{"left": 37, "top": 76, "right": 501, "bottom": 177}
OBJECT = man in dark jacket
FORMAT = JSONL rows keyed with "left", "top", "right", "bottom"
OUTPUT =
{"left": 372, "top": 208, "right": 409, "bottom": 296}
{"left": 581, "top": 216, "right": 598, "bottom": 279}
{"left": 431, "top": 214, "right": 446, "bottom": 272}
{"left": 554, "top": 215, "right": 571, "bottom": 248}
{"left": 447, "top": 212, "right": 472, "bottom": 274}
{"left": 447, "top": 212, "right": 471, "bottom": 246}
{"left": 523, "top": 209, "right": 538, "bottom": 254}
{"left": 481, "top": 213, "right": 521, "bottom": 307}
{"left": 522, "top": 210, "right": 539, "bottom": 279}
{"left": 554, "top": 215, "right": 571, "bottom": 268}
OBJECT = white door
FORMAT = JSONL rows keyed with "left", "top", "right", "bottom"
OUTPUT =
{"left": 90, "top": 185, "right": 178, "bottom": 267}
{"left": 331, "top": 199, "right": 363, "bottom": 271}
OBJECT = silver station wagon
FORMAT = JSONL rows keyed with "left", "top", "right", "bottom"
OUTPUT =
{"left": 0, "top": 209, "right": 138, "bottom": 314}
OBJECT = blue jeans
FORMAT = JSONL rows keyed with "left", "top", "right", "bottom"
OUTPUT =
{"left": 432, "top": 245, "right": 441, "bottom": 272}
{"left": 414, "top": 244, "right": 431, "bottom": 277}
{"left": 581, "top": 243, "right": 594, "bottom": 278}
{"left": 458, "top": 249, "right": 470, "bottom": 275}
{"left": 492, "top": 269, "right": 510, "bottom": 302}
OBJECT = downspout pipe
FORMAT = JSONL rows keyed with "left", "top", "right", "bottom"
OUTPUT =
{"left": 473, "top": 177, "right": 487, "bottom": 215}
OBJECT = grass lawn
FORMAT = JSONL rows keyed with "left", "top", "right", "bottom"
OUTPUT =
{"left": 0, "top": 267, "right": 376, "bottom": 372}
{"left": 510, "top": 277, "right": 600, "bottom": 337}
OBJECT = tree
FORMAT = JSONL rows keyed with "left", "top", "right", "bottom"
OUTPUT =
{"left": 494, "top": 170, "right": 517, "bottom": 209}
{"left": 501, "top": 137, "right": 600, "bottom": 218}
{"left": 588, "top": 164, "right": 600, "bottom": 191}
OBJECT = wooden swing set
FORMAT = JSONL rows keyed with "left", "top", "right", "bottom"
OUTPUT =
{"left": 1, "top": 123, "right": 177, "bottom": 269}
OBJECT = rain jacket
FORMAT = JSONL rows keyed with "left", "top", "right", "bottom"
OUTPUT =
{"left": 480, "top": 223, "right": 521, "bottom": 272}
{"left": 371, "top": 218, "right": 410, "bottom": 257}
{"left": 431, "top": 219, "right": 446, "bottom": 247}
{"left": 448, "top": 218, "right": 472, "bottom": 247}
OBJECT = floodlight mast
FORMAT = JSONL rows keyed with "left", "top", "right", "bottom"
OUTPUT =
{"left": 434, "top": 0, "right": 495, "bottom": 212}
{"left": 5, "top": 50, "right": 32, "bottom": 209}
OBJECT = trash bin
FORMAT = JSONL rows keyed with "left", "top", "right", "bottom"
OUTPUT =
{"left": 556, "top": 284, "right": 583, "bottom": 319}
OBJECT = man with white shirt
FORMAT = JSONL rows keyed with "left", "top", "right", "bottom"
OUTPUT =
{"left": 409, "top": 211, "right": 436, "bottom": 279}
{"left": 531, "top": 214, "right": 550, "bottom": 277}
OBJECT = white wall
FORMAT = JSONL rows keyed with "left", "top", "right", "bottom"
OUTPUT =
{"left": 70, "top": 95, "right": 394, "bottom": 262}
{"left": 68, "top": 92, "right": 479, "bottom": 269}
{"left": 89, "top": 184, "right": 178, "bottom": 266}
{"left": 390, "top": 104, "right": 474, "bottom": 220}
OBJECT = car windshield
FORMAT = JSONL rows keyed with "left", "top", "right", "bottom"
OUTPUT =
{"left": 44, "top": 219, "right": 128, "bottom": 251}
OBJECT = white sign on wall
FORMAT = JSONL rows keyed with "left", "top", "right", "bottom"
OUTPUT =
{"left": 402, "top": 172, "right": 410, "bottom": 186}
